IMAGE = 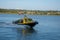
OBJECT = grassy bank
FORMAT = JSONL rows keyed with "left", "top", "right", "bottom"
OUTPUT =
{"left": 0, "top": 8, "right": 60, "bottom": 15}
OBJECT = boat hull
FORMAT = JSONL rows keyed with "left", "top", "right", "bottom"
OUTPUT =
{"left": 13, "top": 21, "right": 38, "bottom": 28}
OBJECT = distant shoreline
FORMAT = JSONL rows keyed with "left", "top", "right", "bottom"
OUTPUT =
{"left": 0, "top": 8, "right": 60, "bottom": 15}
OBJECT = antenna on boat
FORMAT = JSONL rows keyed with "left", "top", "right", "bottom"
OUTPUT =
{"left": 23, "top": 14, "right": 28, "bottom": 19}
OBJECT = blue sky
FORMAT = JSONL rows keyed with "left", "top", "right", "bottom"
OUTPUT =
{"left": 0, "top": 0, "right": 60, "bottom": 10}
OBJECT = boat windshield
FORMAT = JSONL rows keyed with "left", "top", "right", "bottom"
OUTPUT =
{"left": 28, "top": 18, "right": 32, "bottom": 21}
{"left": 23, "top": 18, "right": 33, "bottom": 22}
{"left": 23, "top": 16, "right": 33, "bottom": 22}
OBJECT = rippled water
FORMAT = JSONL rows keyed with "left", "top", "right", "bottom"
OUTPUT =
{"left": 0, "top": 13, "right": 60, "bottom": 40}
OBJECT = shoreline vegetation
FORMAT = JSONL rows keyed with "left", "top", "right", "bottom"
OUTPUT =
{"left": 0, "top": 8, "right": 60, "bottom": 15}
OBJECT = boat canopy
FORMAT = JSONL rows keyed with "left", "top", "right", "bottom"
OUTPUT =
{"left": 23, "top": 17, "right": 33, "bottom": 23}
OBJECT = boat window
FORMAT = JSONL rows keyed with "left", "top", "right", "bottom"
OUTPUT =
{"left": 24, "top": 18, "right": 33, "bottom": 22}
{"left": 20, "top": 20, "right": 23, "bottom": 23}
{"left": 25, "top": 19, "right": 27, "bottom": 22}
{"left": 28, "top": 18, "right": 32, "bottom": 21}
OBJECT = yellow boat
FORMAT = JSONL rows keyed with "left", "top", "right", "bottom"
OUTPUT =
{"left": 13, "top": 16, "right": 38, "bottom": 28}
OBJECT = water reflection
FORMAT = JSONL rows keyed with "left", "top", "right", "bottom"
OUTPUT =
{"left": 17, "top": 27, "right": 36, "bottom": 35}
{"left": 16, "top": 26, "right": 37, "bottom": 40}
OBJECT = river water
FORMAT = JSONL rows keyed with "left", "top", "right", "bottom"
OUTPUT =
{"left": 0, "top": 13, "right": 60, "bottom": 40}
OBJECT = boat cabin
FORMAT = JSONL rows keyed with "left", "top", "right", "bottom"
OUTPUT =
{"left": 20, "top": 17, "right": 33, "bottom": 24}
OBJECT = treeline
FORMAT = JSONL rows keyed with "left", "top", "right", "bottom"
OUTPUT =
{"left": 0, "top": 8, "right": 60, "bottom": 15}
{"left": 0, "top": 8, "right": 18, "bottom": 13}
